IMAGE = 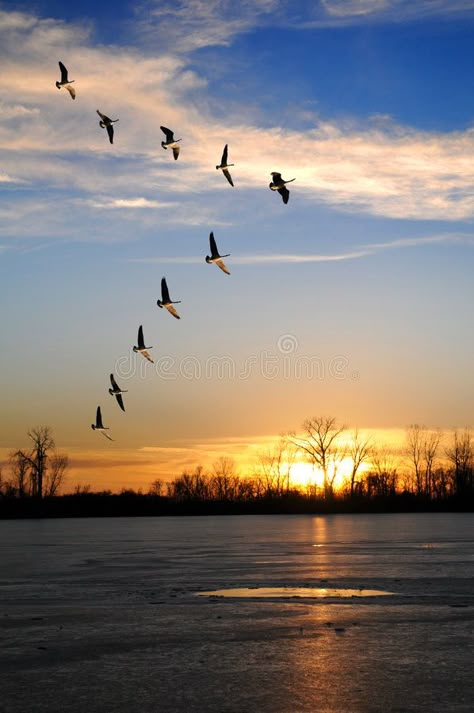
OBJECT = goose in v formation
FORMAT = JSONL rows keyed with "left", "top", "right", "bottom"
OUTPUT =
{"left": 91, "top": 406, "right": 113, "bottom": 440}
{"left": 109, "top": 374, "right": 127, "bottom": 412}
{"left": 206, "top": 232, "right": 231, "bottom": 275}
{"left": 269, "top": 172, "right": 295, "bottom": 204}
{"left": 216, "top": 144, "right": 234, "bottom": 187}
{"left": 56, "top": 61, "right": 76, "bottom": 100}
{"left": 157, "top": 277, "right": 181, "bottom": 319}
{"left": 160, "top": 126, "right": 181, "bottom": 160}
{"left": 97, "top": 110, "right": 119, "bottom": 144}
{"left": 133, "top": 325, "right": 154, "bottom": 363}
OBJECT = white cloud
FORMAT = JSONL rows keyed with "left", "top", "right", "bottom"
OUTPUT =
{"left": 86, "top": 197, "right": 176, "bottom": 209}
{"left": 1, "top": 6, "right": 474, "bottom": 248}
{"left": 135, "top": 0, "right": 279, "bottom": 51}
{"left": 320, "top": 0, "right": 474, "bottom": 22}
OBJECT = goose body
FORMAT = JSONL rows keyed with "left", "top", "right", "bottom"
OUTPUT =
{"left": 205, "top": 232, "right": 231, "bottom": 275}
{"left": 97, "top": 110, "right": 119, "bottom": 144}
{"left": 157, "top": 277, "right": 181, "bottom": 319}
{"left": 216, "top": 144, "right": 234, "bottom": 187}
{"left": 108, "top": 373, "right": 127, "bottom": 412}
{"left": 269, "top": 172, "right": 295, "bottom": 204}
{"left": 160, "top": 126, "right": 181, "bottom": 160}
{"left": 56, "top": 61, "right": 76, "bottom": 100}
{"left": 91, "top": 406, "right": 113, "bottom": 440}
{"left": 133, "top": 325, "right": 154, "bottom": 363}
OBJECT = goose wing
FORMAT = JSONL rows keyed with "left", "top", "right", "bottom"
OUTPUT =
{"left": 278, "top": 186, "right": 290, "bottom": 204}
{"left": 172, "top": 146, "right": 180, "bottom": 160}
{"left": 97, "top": 110, "right": 107, "bottom": 122}
{"left": 223, "top": 168, "right": 234, "bottom": 187}
{"left": 65, "top": 85, "right": 76, "bottom": 100}
{"left": 141, "top": 349, "right": 154, "bottom": 364}
{"left": 161, "top": 277, "right": 171, "bottom": 303}
{"left": 58, "top": 61, "right": 68, "bottom": 83}
{"left": 101, "top": 430, "right": 114, "bottom": 441}
{"left": 115, "top": 393, "right": 125, "bottom": 412}
{"left": 106, "top": 124, "right": 114, "bottom": 144}
{"left": 216, "top": 259, "right": 230, "bottom": 275}
{"left": 110, "top": 373, "right": 119, "bottom": 391}
{"left": 209, "top": 232, "right": 219, "bottom": 258}
{"left": 137, "top": 325, "right": 145, "bottom": 349}
{"left": 96, "top": 406, "right": 104, "bottom": 429}
{"left": 165, "top": 304, "right": 180, "bottom": 319}
{"left": 221, "top": 144, "right": 228, "bottom": 165}
{"left": 160, "top": 126, "right": 174, "bottom": 142}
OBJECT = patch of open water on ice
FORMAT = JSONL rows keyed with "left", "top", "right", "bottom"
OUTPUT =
{"left": 196, "top": 587, "right": 395, "bottom": 598}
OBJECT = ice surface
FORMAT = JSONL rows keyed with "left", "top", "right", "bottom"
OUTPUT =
{"left": 0, "top": 513, "right": 473, "bottom": 712}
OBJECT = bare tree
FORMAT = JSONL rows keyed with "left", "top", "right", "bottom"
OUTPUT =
{"left": 348, "top": 430, "right": 372, "bottom": 497}
{"left": 148, "top": 479, "right": 164, "bottom": 496}
{"left": 423, "top": 429, "right": 442, "bottom": 498}
{"left": 405, "top": 425, "right": 424, "bottom": 495}
{"left": 290, "top": 416, "right": 346, "bottom": 498}
{"left": 9, "top": 450, "right": 31, "bottom": 497}
{"left": 445, "top": 429, "right": 474, "bottom": 496}
{"left": 211, "top": 457, "right": 239, "bottom": 500}
{"left": 253, "top": 437, "right": 298, "bottom": 497}
{"left": 15, "top": 426, "right": 55, "bottom": 499}
{"left": 365, "top": 446, "right": 399, "bottom": 497}
{"left": 43, "top": 454, "right": 69, "bottom": 497}
{"left": 11, "top": 427, "right": 68, "bottom": 498}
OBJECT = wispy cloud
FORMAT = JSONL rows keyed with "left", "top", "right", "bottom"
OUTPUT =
{"left": 318, "top": 0, "right": 474, "bottom": 24}
{"left": 84, "top": 197, "right": 176, "bottom": 209}
{"left": 134, "top": 0, "right": 279, "bottom": 51}
{"left": 130, "top": 232, "right": 474, "bottom": 266}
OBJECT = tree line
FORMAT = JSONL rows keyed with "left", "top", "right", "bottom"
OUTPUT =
{"left": 1, "top": 417, "right": 473, "bottom": 517}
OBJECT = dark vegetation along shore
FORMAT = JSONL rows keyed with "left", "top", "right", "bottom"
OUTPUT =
{"left": 1, "top": 419, "right": 473, "bottom": 518}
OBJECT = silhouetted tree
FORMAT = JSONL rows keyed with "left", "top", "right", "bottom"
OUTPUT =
{"left": 290, "top": 416, "right": 346, "bottom": 498}
{"left": 253, "top": 438, "right": 297, "bottom": 497}
{"left": 446, "top": 429, "right": 474, "bottom": 496}
{"left": 10, "top": 427, "right": 68, "bottom": 498}
{"left": 347, "top": 430, "right": 373, "bottom": 497}
{"left": 405, "top": 425, "right": 442, "bottom": 497}
{"left": 148, "top": 479, "right": 164, "bottom": 496}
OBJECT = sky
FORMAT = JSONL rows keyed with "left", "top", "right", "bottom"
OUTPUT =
{"left": 1, "top": 0, "right": 474, "bottom": 491}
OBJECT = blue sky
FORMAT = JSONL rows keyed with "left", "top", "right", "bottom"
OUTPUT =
{"left": 1, "top": 1, "right": 474, "bottom": 489}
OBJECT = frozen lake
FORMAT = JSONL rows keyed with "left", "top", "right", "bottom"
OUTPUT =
{"left": 1, "top": 513, "right": 473, "bottom": 712}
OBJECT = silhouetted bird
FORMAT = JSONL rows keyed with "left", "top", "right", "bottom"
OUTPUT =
{"left": 205, "top": 232, "right": 230, "bottom": 275}
{"left": 91, "top": 406, "right": 113, "bottom": 440}
{"left": 157, "top": 277, "right": 181, "bottom": 319}
{"left": 97, "top": 110, "right": 118, "bottom": 144}
{"left": 269, "top": 172, "right": 295, "bottom": 204}
{"left": 56, "top": 61, "right": 76, "bottom": 99}
{"left": 108, "top": 374, "right": 127, "bottom": 412}
{"left": 160, "top": 126, "right": 181, "bottom": 159}
{"left": 133, "top": 325, "right": 154, "bottom": 363}
{"left": 216, "top": 144, "right": 234, "bottom": 186}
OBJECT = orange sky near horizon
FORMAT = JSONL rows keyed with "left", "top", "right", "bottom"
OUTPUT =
{"left": 0, "top": 427, "right": 413, "bottom": 494}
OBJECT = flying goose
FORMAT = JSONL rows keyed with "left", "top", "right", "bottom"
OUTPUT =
{"left": 269, "top": 172, "right": 295, "bottom": 204}
{"left": 133, "top": 325, "right": 154, "bottom": 363}
{"left": 56, "top": 61, "right": 76, "bottom": 100}
{"left": 216, "top": 144, "right": 234, "bottom": 187}
{"left": 108, "top": 374, "right": 127, "bottom": 412}
{"left": 160, "top": 126, "right": 181, "bottom": 160}
{"left": 91, "top": 406, "right": 113, "bottom": 440}
{"left": 205, "top": 232, "right": 230, "bottom": 275}
{"left": 97, "top": 110, "right": 119, "bottom": 144}
{"left": 157, "top": 277, "right": 181, "bottom": 319}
